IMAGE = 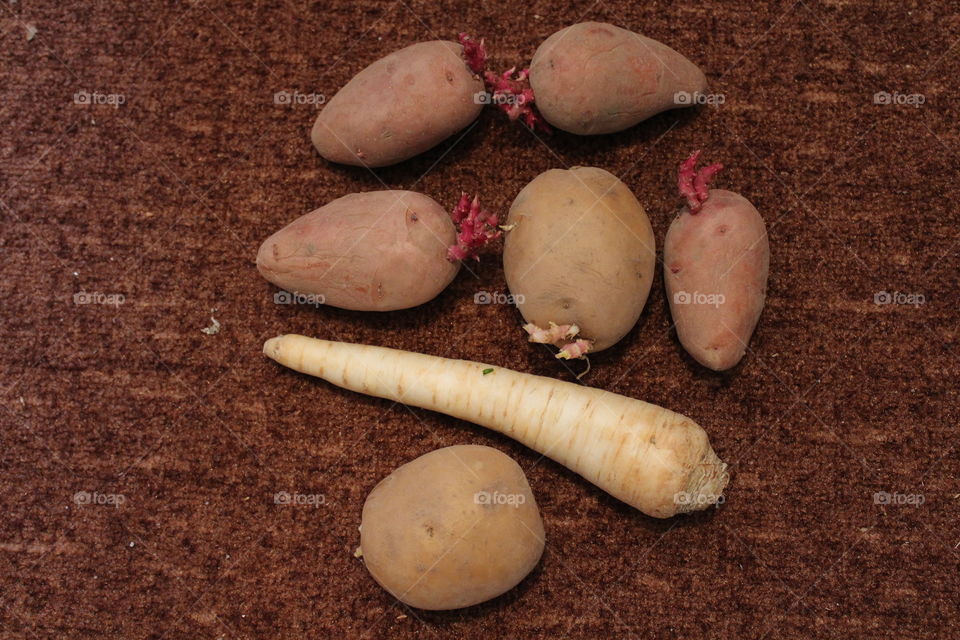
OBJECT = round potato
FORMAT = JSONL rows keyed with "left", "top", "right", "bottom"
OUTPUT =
{"left": 256, "top": 190, "right": 458, "bottom": 311}
{"left": 503, "top": 167, "right": 656, "bottom": 352}
{"left": 312, "top": 41, "right": 485, "bottom": 167}
{"left": 529, "top": 22, "right": 707, "bottom": 135}
{"left": 359, "top": 445, "right": 545, "bottom": 610}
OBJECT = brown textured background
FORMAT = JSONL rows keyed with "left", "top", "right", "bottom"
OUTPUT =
{"left": 2, "top": 1, "right": 959, "bottom": 638}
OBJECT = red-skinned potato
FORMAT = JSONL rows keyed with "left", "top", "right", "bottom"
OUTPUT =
{"left": 503, "top": 167, "right": 656, "bottom": 357}
{"left": 312, "top": 41, "right": 484, "bottom": 167}
{"left": 664, "top": 153, "right": 770, "bottom": 371}
{"left": 257, "top": 191, "right": 458, "bottom": 311}
{"left": 529, "top": 22, "right": 707, "bottom": 135}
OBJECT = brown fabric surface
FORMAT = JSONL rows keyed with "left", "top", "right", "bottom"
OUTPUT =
{"left": 2, "top": 1, "right": 958, "bottom": 638}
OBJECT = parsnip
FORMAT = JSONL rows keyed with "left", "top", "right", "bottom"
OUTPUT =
{"left": 263, "top": 335, "right": 728, "bottom": 518}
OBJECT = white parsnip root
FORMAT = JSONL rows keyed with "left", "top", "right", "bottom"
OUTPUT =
{"left": 263, "top": 335, "right": 728, "bottom": 518}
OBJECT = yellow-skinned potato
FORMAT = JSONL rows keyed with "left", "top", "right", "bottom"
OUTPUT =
{"left": 503, "top": 167, "right": 656, "bottom": 353}
{"left": 312, "top": 41, "right": 484, "bottom": 167}
{"left": 256, "top": 191, "right": 458, "bottom": 311}
{"left": 529, "top": 22, "right": 707, "bottom": 135}
{"left": 359, "top": 445, "right": 545, "bottom": 610}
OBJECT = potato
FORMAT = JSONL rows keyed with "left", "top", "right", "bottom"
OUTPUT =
{"left": 312, "top": 41, "right": 485, "bottom": 167}
{"left": 359, "top": 445, "right": 545, "bottom": 610}
{"left": 256, "top": 190, "right": 458, "bottom": 311}
{"left": 665, "top": 189, "right": 769, "bottom": 370}
{"left": 503, "top": 167, "right": 656, "bottom": 352}
{"left": 529, "top": 22, "right": 707, "bottom": 135}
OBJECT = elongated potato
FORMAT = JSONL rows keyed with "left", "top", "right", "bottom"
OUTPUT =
{"left": 312, "top": 41, "right": 484, "bottom": 167}
{"left": 529, "top": 22, "right": 707, "bottom": 135}
{"left": 665, "top": 188, "right": 769, "bottom": 370}
{"left": 503, "top": 167, "right": 655, "bottom": 352}
{"left": 360, "top": 445, "right": 544, "bottom": 610}
{"left": 256, "top": 191, "right": 458, "bottom": 311}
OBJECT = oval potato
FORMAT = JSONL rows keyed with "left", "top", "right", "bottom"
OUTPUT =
{"left": 529, "top": 22, "right": 707, "bottom": 135}
{"left": 664, "top": 189, "right": 769, "bottom": 370}
{"left": 312, "top": 41, "right": 484, "bottom": 167}
{"left": 503, "top": 167, "right": 656, "bottom": 351}
{"left": 256, "top": 191, "right": 458, "bottom": 311}
{"left": 360, "top": 445, "right": 545, "bottom": 610}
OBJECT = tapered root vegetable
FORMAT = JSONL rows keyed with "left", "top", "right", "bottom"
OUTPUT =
{"left": 263, "top": 335, "right": 728, "bottom": 518}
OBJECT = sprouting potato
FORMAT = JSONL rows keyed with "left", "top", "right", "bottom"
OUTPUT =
{"left": 503, "top": 167, "right": 656, "bottom": 355}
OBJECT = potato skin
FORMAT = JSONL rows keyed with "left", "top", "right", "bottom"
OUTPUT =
{"left": 256, "top": 191, "right": 458, "bottom": 311}
{"left": 529, "top": 22, "right": 707, "bottom": 135}
{"left": 359, "top": 445, "right": 545, "bottom": 611}
{"left": 503, "top": 167, "right": 656, "bottom": 352}
{"left": 664, "top": 189, "right": 769, "bottom": 370}
{"left": 312, "top": 41, "right": 484, "bottom": 167}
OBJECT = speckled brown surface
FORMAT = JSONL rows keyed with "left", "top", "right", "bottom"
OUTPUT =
{"left": 2, "top": 1, "right": 959, "bottom": 638}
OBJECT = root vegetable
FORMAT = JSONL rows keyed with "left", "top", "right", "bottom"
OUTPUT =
{"left": 360, "top": 445, "right": 544, "bottom": 610}
{"left": 665, "top": 152, "right": 770, "bottom": 370}
{"left": 263, "top": 335, "right": 729, "bottom": 518}
{"left": 503, "top": 167, "right": 656, "bottom": 354}
{"left": 528, "top": 22, "right": 708, "bottom": 135}
{"left": 256, "top": 191, "right": 498, "bottom": 311}
{"left": 311, "top": 40, "right": 485, "bottom": 167}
